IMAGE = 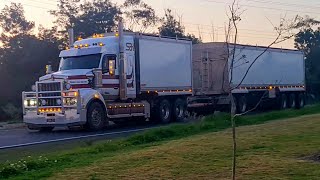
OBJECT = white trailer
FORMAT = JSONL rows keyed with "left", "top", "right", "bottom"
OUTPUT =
{"left": 191, "top": 42, "right": 306, "bottom": 113}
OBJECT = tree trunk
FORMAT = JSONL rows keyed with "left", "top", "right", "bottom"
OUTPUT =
{"left": 230, "top": 93, "right": 237, "bottom": 180}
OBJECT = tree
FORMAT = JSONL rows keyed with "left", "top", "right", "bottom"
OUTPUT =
{"left": 293, "top": 17, "right": 320, "bottom": 97}
{"left": 0, "top": 3, "right": 34, "bottom": 47}
{"left": 122, "top": 0, "right": 159, "bottom": 32}
{"left": 0, "top": 3, "right": 61, "bottom": 120}
{"left": 225, "top": 1, "right": 297, "bottom": 179}
{"left": 50, "top": 0, "right": 121, "bottom": 38}
{"left": 159, "top": 9, "right": 201, "bottom": 44}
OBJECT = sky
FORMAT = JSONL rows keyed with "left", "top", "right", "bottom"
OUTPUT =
{"left": 1, "top": 0, "right": 320, "bottom": 48}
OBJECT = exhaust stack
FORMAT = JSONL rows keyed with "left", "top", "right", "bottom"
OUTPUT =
{"left": 118, "top": 19, "right": 127, "bottom": 100}
{"left": 68, "top": 28, "right": 74, "bottom": 47}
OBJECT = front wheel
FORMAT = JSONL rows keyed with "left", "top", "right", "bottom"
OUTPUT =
{"left": 85, "top": 102, "right": 106, "bottom": 131}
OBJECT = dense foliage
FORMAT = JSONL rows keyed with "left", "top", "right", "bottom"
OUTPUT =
{"left": 294, "top": 16, "right": 320, "bottom": 98}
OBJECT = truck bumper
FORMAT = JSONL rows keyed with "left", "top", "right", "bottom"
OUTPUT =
{"left": 23, "top": 109, "right": 87, "bottom": 128}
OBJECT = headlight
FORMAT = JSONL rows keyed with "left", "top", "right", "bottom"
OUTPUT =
{"left": 63, "top": 98, "right": 77, "bottom": 106}
{"left": 24, "top": 100, "right": 28, "bottom": 107}
{"left": 24, "top": 99, "right": 37, "bottom": 107}
{"left": 56, "top": 99, "right": 62, "bottom": 105}
{"left": 41, "top": 99, "right": 47, "bottom": 106}
{"left": 65, "top": 83, "right": 71, "bottom": 90}
{"left": 30, "top": 99, "right": 37, "bottom": 106}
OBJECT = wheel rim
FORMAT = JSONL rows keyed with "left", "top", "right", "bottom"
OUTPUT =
{"left": 239, "top": 97, "right": 247, "bottom": 113}
{"left": 161, "top": 105, "right": 170, "bottom": 120}
{"left": 300, "top": 97, "right": 304, "bottom": 107}
{"left": 176, "top": 105, "right": 184, "bottom": 118}
{"left": 282, "top": 98, "right": 287, "bottom": 109}
{"left": 291, "top": 96, "right": 296, "bottom": 108}
{"left": 91, "top": 109, "right": 102, "bottom": 127}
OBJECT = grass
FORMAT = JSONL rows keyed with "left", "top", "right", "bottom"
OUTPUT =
{"left": 50, "top": 114, "right": 320, "bottom": 180}
{"left": 1, "top": 104, "right": 320, "bottom": 179}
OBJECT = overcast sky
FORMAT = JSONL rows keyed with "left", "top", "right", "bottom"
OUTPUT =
{"left": 1, "top": 0, "right": 320, "bottom": 48}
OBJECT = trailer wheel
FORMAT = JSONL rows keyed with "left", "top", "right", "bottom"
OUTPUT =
{"left": 236, "top": 96, "right": 247, "bottom": 114}
{"left": 157, "top": 99, "right": 172, "bottom": 123}
{"left": 85, "top": 102, "right": 106, "bottom": 131}
{"left": 173, "top": 98, "right": 187, "bottom": 122}
{"left": 296, "top": 93, "right": 305, "bottom": 109}
{"left": 279, "top": 94, "right": 288, "bottom": 110}
{"left": 288, "top": 94, "right": 296, "bottom": 108}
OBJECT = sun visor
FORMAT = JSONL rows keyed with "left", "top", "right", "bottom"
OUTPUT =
{"left": 59, "top": 47, "right": 102, "bottom": 57}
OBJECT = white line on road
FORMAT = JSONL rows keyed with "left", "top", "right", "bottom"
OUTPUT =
{"left": 0, "top": 127, "right": 154, "bottom": 150}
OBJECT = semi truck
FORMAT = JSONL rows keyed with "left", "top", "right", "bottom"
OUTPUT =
{"left": 22, "top": 23, "right": 306, "bottom": 131}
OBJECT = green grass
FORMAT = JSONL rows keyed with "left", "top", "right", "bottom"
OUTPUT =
{"left": 1, "top": 105, "right": 320, "bottom": 179}
{"left": 50, "top": 114, "right": 320, "bottom": 180}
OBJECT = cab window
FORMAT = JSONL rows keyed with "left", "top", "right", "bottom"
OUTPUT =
{"left": 102, "top": 55, "right": 117, "bottom": 75}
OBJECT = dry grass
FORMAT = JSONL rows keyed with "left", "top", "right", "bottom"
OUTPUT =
{"left": 49, "top": 114, "right": 320, "bottom": 180}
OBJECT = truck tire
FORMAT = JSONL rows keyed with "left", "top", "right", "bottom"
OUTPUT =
{"left": 236, "top": 95, "right": 247, "bottom": 114}
{"left": 296, "top": 93, "right": 305, "bottom": 109}
{"left": 173, "top": 98, "right": 187, "bottom": 122}
{"left": 85, "top": 102, "right": 106, "bottom": 131}
{"left": 288, "top": 94, "right": 296, "bottom": 108}
{"left": 156, "top": 99, "right": 172, "bottom": 123}
{"left": 279, "top": 94, "right": 288, "bottom": 110}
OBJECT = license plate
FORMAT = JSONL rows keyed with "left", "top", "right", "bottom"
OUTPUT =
{"left": 47, "top": 118, "right": 56, "bottom": 123}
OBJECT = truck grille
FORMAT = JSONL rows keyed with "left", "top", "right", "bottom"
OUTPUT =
{"left": 38, "top": 98, "right": 61, "bottom": 107}
{"left": 37, "top": 81, "right": 62, "bottom": 107}
{"left": 38, "top": 82, "right": 61, "bottom": 92}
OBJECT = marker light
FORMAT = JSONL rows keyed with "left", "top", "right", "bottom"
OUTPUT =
{"left": 85, "top": 44, "right": 89, "bottom": 47}
{"left": 109, "top": 60, "right": 115, "bottom": 75}
{"left": 99, "top": 42, "right": 104, "bottom": 47}
{"left": 74, "top": 45, "right": 78, "bottom": 49}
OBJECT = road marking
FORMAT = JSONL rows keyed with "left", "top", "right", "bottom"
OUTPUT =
{"left": 0, "top": 127, "right": 155, "bottom": 150}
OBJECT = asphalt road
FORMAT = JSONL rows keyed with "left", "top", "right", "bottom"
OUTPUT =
{"left": 0, "top": 123, "right": 158, "bottom": 150}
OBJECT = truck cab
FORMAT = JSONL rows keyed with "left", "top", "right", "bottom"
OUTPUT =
{"left": 22, "top": 26, "right": 193, "bottom": 131}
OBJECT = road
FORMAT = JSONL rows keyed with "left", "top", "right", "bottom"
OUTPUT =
{"left": 0, "top": 123, "right": 158, "bottom": 150}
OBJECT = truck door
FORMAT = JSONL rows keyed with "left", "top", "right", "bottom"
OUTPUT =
{"left": 101, "top": 54, "right": 119, "bottom": 100}
{"left": 126, "top": 54, "right": 136, "bottom": 99}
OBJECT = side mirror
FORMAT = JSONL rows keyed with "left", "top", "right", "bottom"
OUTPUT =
{"left": 92, "top": 68, "right": 103, "bottom": 88}
{"left": 46, "top": 65, "right": 53, "bottom": 74}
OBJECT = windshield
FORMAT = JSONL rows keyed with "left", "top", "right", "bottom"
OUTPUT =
{"left": 60, "top": 54, "right": 101, "bottom": 70}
